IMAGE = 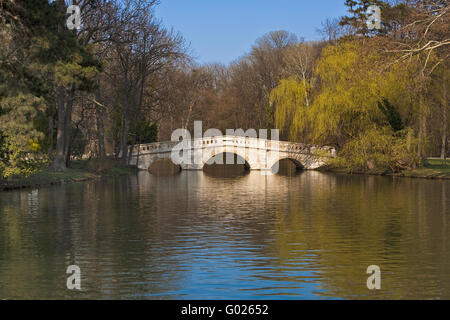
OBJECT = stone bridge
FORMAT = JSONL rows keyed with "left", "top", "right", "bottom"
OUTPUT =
{"left": 128, "top": 135, "right": 336, "bottom": 172}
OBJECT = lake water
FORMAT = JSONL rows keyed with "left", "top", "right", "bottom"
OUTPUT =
{"left": 0, "top": 168, "right": 449, "bottom": 299}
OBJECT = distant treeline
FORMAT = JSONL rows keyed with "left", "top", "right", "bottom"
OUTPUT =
{"left": 0, "top": 0, "right": 448, "bottom": 178}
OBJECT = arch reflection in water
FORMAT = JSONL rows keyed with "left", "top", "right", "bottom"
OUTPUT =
{"left": 148, "top": 158, "right": 181, "bottom": 176}
{"left": 272, "top": 158, "right": 303, "bottom": 176}
{"left": 203, "top": 152, "right": 250, "bottom": 178}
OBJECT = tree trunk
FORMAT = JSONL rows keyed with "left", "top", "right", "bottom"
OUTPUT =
{"left": 418, "top": 98, "right": 428, "bottom": 159}
{"left": 51, "top": 86, "right": 67, "bottom": 171}
{"left": 406, "top": 128, "right": 412, "bottom": 152}
{"left": 95, "top": 89, "right": 106, "bottom": 158}
{"left": 120, "top": 114, "right": 130, "bottom": 165}
{"left": 63, "top": 90, "right": 73, "bottom": 167}
{"left": 441, "top": 79, "right": 448, "bottom": 159}
{"left": 115, "top": 119, "right": 122, "bottom": 159}
{"left": 183, "top": 102, "right": 193, "bottom": 130}
{"left": 302, "top": 73, "right": 309, "bottom": 107}
{"left": 47, "top": 115, "right": 54, "bottom": 158}
{"left": 127, "top": 132, "right": 137, "bottom": 165}
{"left": 96, "top": 108, "right": 106, "bottom": 158}
{"left": 65, "top": 142, "right": 72, "bottom": 168}
{"left": 441, "top": 106, "right": 447, "bottom": 159}
{"left": 136, "top": 141, "right": 141, "bottom": 169}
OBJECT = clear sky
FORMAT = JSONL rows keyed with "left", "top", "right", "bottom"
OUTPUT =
{"left": 155, "top": 0, "right": 349, "bottom": 65}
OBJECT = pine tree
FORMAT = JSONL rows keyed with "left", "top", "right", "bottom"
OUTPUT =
{"left": 340, "top": 0, "right": 390, "bottom": 36}
{"left": 0, "top": 0, "right": 100, "bottom": 176}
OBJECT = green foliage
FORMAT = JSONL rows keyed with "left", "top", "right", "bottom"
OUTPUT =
{"left": 0, "top": 94, "right": 49, "bottom": 178}
{"left": 333, "top": 127, "right": 420, "bottom": 172}
{"left": 340, "top": 0, "right": 391, "bottom": 36}
{"left": 1, "top": 1, "right": 446, "bottom": 177}
{"left": 377, "top": 98, "right": 404, "bottom": 132}
{"left": 0, "top": 0, "right": 100, "bottom": 177}
{"left": 308, "top": 41, "right": 386, "bottom": 146}
{"left": 135, "top": 122, "right": 158, "bottom": 144}
{"left": 270, "top": 38, "right": 425, "bottom": 172}
{"left": 270, "top": 77, "right": 310, "bottom": 141}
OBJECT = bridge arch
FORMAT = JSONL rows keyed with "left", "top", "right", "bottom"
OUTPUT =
{"left": 129, "top": 135, "right": 336, "bottom": 171}
{"left": 266, "top": 154, "right": 310, "bottom": 173}
{"left": 202, "top": 150, "right": 251, "bottom": 170}
{"left": 135, "top": 152, "right": 172, "bottom": 171}
{"left": 271, "top": 157, "right": 304, "bottom": 170}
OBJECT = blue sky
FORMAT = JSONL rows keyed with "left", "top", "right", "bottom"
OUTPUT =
{"left": 155, "top": 0, "right": 349, "bottom": 65}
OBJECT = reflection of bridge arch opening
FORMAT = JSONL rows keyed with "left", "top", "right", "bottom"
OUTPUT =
{"left": 271, "top": 158, "right": 304, "bottom": 175}
{"left": 148, "top": 158, "right": 181, "bottom": 175}
{"left": 203, "top": 152, "right": 250, "bottom": 174}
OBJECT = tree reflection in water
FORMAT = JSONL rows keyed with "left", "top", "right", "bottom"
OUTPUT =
{"left": 0, "top": 170, "right": 449, "bottom": 299}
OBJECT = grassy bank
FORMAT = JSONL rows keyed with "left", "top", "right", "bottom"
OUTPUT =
{"left": 391, "top": 158, "right": 450, "bottom": 180}
{"left": 0, "top": 159, "right": 137, "bottom": 192}
{"left": 327, "top": 158, "right": 450, "bottom": 180}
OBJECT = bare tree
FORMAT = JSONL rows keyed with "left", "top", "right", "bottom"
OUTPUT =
{"left": 103, "top": 1, "right": 186, "bottom": 164}
{"left": 282, "top": 42, "right": 323, "bottom": 107}
{"left": 387, "top": 0, "right": 449, "bottom": 72}
{"left": 317, "top": 18, "right": 352, "bottom": 43}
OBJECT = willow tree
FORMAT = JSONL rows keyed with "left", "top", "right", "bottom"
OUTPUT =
{"left": 309, "top": 40, "right": 415, "bottom": 148}
{"left": 308, "top": 41, "right": 378, "bottom": 147}
{"left": 269, "top": 77, "right": 311, "bottom": 141}
{"left": 270, "top": 38, "right": 421, "bottom": 170}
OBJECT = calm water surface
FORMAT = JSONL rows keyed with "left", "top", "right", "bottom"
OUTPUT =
{"left": 0, "top": 169, "right": 449, "bottom": 299}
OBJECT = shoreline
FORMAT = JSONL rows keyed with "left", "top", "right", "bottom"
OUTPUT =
{"left": 2, "top": 159, "right": 449, "bottom": 192}
{"left": 326, "top": 168, "right": 450, "bottom": 180}
{"left": 326, "top": 158, "right": 450, "bottom": 180}
{"left": 0, "top": 159, "right": 137, "bottom": 192}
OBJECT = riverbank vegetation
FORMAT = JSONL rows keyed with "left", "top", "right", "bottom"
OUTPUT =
{"left": 0, "top": 0, "right": 448, "bottom": 181}
{"left": 0, "top": 158, "right": 135, "bottom": 191}
{"left": 394, "top": 158, "right": 450, "bottom": 179}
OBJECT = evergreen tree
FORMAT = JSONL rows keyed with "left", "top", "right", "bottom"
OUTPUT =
{"left": 0, "top": 0, "right": 100, "bottom": 177}
{"left": 340, "top": 0, "right": 390, "bottom": 36}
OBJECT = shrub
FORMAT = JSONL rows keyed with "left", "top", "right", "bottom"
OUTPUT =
{"left": 333, "top": 127, "right": 420, "bottom": 172}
